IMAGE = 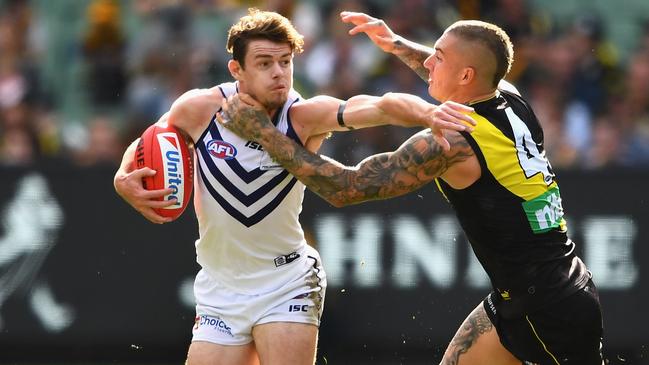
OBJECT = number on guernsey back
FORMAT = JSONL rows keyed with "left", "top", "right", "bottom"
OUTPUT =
{"left": 505, "top": 107, "right": 554, "bottom": 185}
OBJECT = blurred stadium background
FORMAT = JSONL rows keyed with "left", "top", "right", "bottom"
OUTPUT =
{"left": 0, "top": 0, "right": 648, "bottom": 364}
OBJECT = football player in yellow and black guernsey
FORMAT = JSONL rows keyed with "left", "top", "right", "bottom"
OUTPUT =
{"left": 217, "top": 11, "right": 605, "bottom": 365}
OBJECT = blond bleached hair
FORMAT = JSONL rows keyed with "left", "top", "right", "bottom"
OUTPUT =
{"left": 447, "top": 20, "right": 514, "bottom": 87}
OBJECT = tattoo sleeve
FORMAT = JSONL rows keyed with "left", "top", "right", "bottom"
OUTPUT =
{"left": 442, "top": 305, "right": 495, "bottom": 365}
{"left": 257, "top": 126, "right": 473, "bottom": 207}
{"left": 393, "top": 38, "right": 435, "bottom": 82}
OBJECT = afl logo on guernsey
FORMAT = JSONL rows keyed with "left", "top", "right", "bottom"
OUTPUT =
{"left": 207, "top": 139, "right": 237, "bottom": 160}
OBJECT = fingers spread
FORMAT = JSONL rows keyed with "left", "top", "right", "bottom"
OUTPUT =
{"left": 436, "top": 120, "right": 467, "bottom": 132}
{"left": 131, "top": 167, "right": 157, "bottom": 179}
{"left": 215, "top": 111, "right": 227, "bottom": 125}
{"left": 433, "top": 106, "right": 476, "bottom": 132}
{"left": 147, "top": 198, "right": 178, "bottom": 209}
{"left": 452, "top": 111, "right": 477, "bottom": 126}
{"left": 442, "top": 109, "right": 476, "bottom": 131}
{"left": 340, "top": 11, "right": 374, "bottom": 25}
{"left": 238, "top": 93, "right": 263, "bottom": 108}
{"left": 348, "top": 21, "right": 380, "bottom": 35}
{"left": 446, "top": 100, "right": 475, "bottom": 113}
{"left": 142, "top": 188, "right": 174, "bottom": 199}
{"left": 348, "top": 25, "right": 367, "bottom": 35}
{"left": 238, "top": 93, "right": 254, "bottom": 105}
{"left": 443, "top": 102, "right": 477, "bottom": 126}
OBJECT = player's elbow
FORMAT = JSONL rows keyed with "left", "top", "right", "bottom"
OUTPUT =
{"left": 312, "top": 188, "right": 349, "bottom": 208}
{"left": 324, "top": 193, "right": 364, "bottom": 208}
{"left": 377, "top": 92, "right": 413, "bottom": 127}
{"left": 376, "top": 92, "right": 396, "bottom": 110}
{"left": 381, "top": 92, "right": 407, "bottom": 105}
{"left": 315, "top": 190, "right": 353, "bottom": 208}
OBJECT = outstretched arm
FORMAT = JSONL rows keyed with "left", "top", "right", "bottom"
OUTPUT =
{"left": 340, "top": 11, "right": 434, "bottom": 81}
{"left": 219, "top": 94, "right": 474, "bottom": 207}
{"left": 342, "top": 12, "right": 523, "bottom": 94}
{"left": 294, "top": 93, "right": 475, "bottom": 151}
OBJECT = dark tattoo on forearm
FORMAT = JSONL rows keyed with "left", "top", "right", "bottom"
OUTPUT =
{"left": 441, "top": 306, "right": 494, "bottom": 365}
{"left": 265, "top": 130, "right": 473, "bottom": 207}
{"left": 393, "top": 39, "right": 433, "bottom": 82}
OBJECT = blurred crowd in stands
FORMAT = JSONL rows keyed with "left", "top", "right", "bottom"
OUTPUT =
{"left": 1, "top": 0, "right": 649, "bottom": 169}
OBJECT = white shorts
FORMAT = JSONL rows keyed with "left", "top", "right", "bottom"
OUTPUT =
{"left": 192, "top": 247, "right": 326, "bottom": 345}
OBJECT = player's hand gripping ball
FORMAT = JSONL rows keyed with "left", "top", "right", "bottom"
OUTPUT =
{"left": 134, "top": 123, "right": 194, "bottom": 220}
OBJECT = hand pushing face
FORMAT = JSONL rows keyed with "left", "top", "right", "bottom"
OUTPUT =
{"left": 217, "top": 94, "right": 272, "bottom": 142}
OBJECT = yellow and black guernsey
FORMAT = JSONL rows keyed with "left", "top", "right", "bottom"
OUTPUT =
{"left": 436, "top": 90, "right": 591, "bottom": 318}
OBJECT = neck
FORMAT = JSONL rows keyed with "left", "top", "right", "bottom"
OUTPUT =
{"left": 444, "top": 85, "right": 498, "bottom": 105}
{"left": 466, "top": 89, "right": 498, "bottom": 105}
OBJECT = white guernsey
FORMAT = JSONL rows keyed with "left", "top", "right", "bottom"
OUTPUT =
{"left": 194, "top": 81, "right": 321, "bottom": 294}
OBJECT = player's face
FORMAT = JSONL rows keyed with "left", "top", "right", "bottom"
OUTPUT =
{"left": 423, "top": 33, "right": 465, "bottom": 102}
{"left": 237, "top": 39, "right": 294, "bottom": 112}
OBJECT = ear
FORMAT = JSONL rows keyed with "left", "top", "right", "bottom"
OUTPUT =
{"left": 459, "top": 66, "right": 475, "bottom": 85}
{"left": 228, "top": 59, "right": 242, "bottom": 80}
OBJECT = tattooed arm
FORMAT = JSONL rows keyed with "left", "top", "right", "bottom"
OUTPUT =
{"left": 219, "top": 94, "right": 474, "bottom": 207}
{"left": 340, "top": 11, "right": 433, "bottom": 81}
{"left": 391, "top": 38, "right": 435, "bottom": 82}
{"left": 340, "top": 12, "right": 518, "bottom": 93}
{"left": 441, "top": 304, "right": 497, "bottom": 365}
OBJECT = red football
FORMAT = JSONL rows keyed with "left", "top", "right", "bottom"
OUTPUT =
{"left": 134, "top": 123, "right": 193, "bottom": 220}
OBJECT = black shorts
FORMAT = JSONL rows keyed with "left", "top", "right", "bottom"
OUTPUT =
{"left": 483, "top": 279, "right": 603, "bottom": 365}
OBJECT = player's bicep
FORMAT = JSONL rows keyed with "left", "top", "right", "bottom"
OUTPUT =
{"left": 360, "top": 130, "right": 473, "bottom": 199}
{"left": 372, "top": 130, "right": 447, "bottom": 197}
{"left": 291, "top": 95, "right": 344, "bottom": 138}
{"left": 293, "top": 94, "right": 394, "bottom": 138}
{"left": 169, "top": 87, "right": 224, "bottom": 141}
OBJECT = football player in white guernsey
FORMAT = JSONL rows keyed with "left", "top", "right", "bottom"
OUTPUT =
{"left": 114, "top": 8, "right": 475, "bottom": 365}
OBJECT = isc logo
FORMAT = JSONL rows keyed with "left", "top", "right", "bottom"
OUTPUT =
{"left": 207, "top": 140, "right": 237, "bottom": 160}
{"left": 288, "top": 304, "right": 309, "bottom": 312}
{"left": 157, "top": 133, "right": 184, "bottom": 208}
{"left": 245, "top": 140, "right": 264, "bottom": 151}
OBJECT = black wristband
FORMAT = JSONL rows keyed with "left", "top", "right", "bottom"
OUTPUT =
{"left": 337, "top": 101, "right": 354, "bottom": 130}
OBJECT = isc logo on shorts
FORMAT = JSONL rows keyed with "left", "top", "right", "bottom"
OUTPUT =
{"left": 288, "top": 304, "right": 309, "bottom": 312}
{"left": 194, "top": 315, "right": 233, "bottom": 337}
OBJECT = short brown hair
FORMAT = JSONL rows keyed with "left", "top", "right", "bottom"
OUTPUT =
{"left": 447, "top": 20, "right": 514, "bottom": 87}
{"left": 226, "top": 8, "right": 304, "bottom": 68}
